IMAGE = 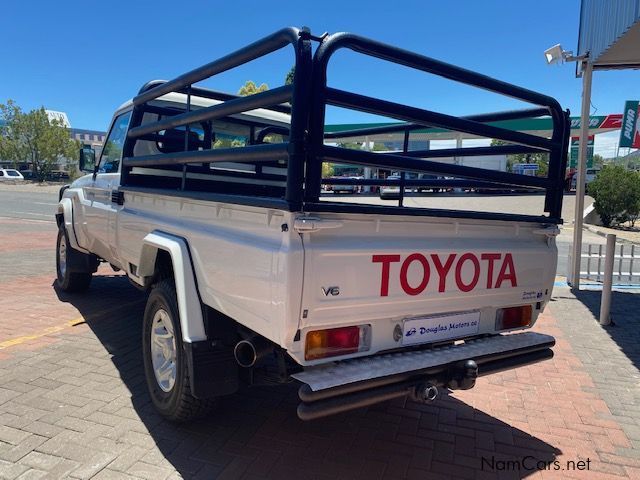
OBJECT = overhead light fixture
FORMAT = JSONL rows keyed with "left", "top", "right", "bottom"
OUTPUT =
{"left": 544, "top": 44, "right": 584, "bottom": 65}
{"left": 544, "top": 44, "right": 565, "bottom": 64}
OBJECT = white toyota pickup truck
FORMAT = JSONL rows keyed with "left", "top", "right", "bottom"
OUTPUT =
{"left": 56, "top": 27, "right": 569, "bottom": 421}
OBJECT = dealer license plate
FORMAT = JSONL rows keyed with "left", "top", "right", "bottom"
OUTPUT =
{"left": 402, "top": 311, "right": 480, "bottom": 346}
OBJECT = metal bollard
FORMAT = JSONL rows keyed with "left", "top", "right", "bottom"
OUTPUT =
{"left": 599, "top": 234, "right": 616, "bottom": 326}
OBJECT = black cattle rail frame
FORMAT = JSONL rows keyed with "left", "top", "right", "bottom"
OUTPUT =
{"left": 120, "top": 26, "right": 570, "bottom": 224}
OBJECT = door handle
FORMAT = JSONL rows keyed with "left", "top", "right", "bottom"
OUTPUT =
{"left": 294, "top": 217, "right": 343, "bottom": 233}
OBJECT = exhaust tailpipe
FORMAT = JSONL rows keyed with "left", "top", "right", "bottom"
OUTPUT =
{"left": 410, "top": 383, "right": 439, "bottom": 403}
{"left": 234, "top": 338, "right": 272, "bottom": 368}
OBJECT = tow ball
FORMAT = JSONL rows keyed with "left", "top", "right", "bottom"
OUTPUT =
{"left": 447, "top": 359, "right": 479, "bottom": 390}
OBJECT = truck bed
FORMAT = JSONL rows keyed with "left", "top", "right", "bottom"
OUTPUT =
{"left": 113, "top": 187, "right": 557, "bottom": 367}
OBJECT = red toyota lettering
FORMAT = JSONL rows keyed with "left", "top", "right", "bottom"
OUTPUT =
{"left": 495, "top": 253, "right": 517, "bottom": 288}
{"left": 373, "top": 252, "right": 517, "bottom": 296}
{"left": 455, "top": 253, "right": 480, "bottom": 292}
{"left": 480, "top": 253, "right": 501, "bottom": 289}
{"left": 430, "top": 253, "right": 456, "bottom": 292}
{"left": 400, "top": 253, "right": 430, "bottom": 296}
{"left": 372, "top": 254, "right": 401, "bottom": 296}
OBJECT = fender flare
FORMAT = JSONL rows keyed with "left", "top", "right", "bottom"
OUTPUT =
{"left": 56, "top": 197, "right": 89, "bottom": 253}
{"left": 138, "top": 231, "right": 207, "bottom": 343}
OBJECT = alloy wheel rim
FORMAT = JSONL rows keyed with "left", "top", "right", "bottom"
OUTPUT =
{"left": 58, "top": 235, "right": 67, "bottom": 277}
{"left": 150, "top": 308, "right": 177, "bottom": 392}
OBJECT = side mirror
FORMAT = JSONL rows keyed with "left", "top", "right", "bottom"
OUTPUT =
{"left": 79, "top": 147, "right": 96, "bottom": 173}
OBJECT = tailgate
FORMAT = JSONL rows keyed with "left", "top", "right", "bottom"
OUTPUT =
{"left": 293, "top": 213, "right": 558, "bottom": 365}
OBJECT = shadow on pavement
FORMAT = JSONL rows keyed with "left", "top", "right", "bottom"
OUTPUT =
{"left": 572, "top": 289, "right": 640, "bottom": 370}
{"left": 55, "top": 274, "right": 560, "bottom": 479}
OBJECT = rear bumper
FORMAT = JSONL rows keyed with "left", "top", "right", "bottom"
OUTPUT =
{"left": 292, "top": 331, "right": 554, "bottom": 420}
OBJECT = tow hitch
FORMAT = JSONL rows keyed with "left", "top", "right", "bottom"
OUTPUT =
{"left": 294, "top": 332, "right": 555, "bottom": 420}
{"left": 447, "top": 359, "right": 478, "bottom": 390}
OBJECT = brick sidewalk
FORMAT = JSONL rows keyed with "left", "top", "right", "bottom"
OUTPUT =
{"left": 1, "top": 216, "right": 639, "bottom": 479}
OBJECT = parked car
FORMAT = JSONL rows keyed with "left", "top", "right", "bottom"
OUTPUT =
{"left": 329, "top": 176, "right": 361, "bottom": 194}
{"left": 48, "top": 171, "right": 70, "bottom": 181}
{"left": 570, "top": 167, "right": 600, "bottom": 191}
{"left": 379, "top": 175, "right": 401, "bottom": 199}
{"left": 0, "top": 169, "right": 25, "bottom": 181}
{"left": 416, "top": 173, "right": 443, "bottom": 193}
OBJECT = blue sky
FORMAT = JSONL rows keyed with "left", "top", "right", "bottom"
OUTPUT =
{"left": 1, "top": 0, "right": 637, "bottom": 156}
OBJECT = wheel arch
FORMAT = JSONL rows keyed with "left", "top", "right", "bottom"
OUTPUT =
{"left": 138, "top": 232, "right": 207, "bottom": 343}
{"left": 56, "top": 197, "right": 86, "bottom": 252}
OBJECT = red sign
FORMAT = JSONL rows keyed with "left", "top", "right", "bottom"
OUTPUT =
{"left": 372, "top": 252, "right": 517, "bottom": 296}
{"left": 599, "top": 114, "right": 623, "bottom": 130}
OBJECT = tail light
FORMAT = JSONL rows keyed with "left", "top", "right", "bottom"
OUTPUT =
{"left": 495, "top": 305, "right": 532, "bottom": 331}
{"left": 305, "top": 325, "right": 371, "bottom": 361}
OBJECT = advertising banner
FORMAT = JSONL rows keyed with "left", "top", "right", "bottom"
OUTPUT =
{"left": 570, "top": 135, "right": 594, "bottom": 169}
{"left": 620, "top": 101, "right": 640, "bottom": 148}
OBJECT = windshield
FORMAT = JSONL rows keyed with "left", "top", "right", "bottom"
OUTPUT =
{"left": 6, "top": 170, "right": 20, "bottom": 177}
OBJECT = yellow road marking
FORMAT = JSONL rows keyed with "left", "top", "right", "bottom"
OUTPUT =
{"left": 0, "top": 317, "right": 85, "bottom": 350}
{"left": 0, "top": 298, "right": 144, "bottom": 351}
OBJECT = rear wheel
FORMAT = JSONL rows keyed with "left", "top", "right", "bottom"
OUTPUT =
{"left": 56, "top": 227, "right": 92, "bottom": 293}
{"left": 142, "top": 279, "right": 216, "bottom": 421}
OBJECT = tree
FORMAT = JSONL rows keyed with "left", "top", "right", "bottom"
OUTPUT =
{"left": 622, "top": 170, "right": 640, "bottom": 227}
{"left": 322, "top": 162, "right": 335, "bottom": 178}
{"left": 490, "top": 139, "right": 549, "bottom": 176}
{"left": 213, "top": 137, "right": 245, "bottom": 149}
{"left": 285, "top": 66, "right": 295, "bottom": 85}
{"left": 238, "top": 81, "right": 268, "bottom": 96}
{"left": 0, "top": 100, "right": 78, "bottom": 182}
{"left": 235, "top": 80, "right": 288, "bottom": 144}
{"left": 588, "top": 165, "right": 640, "bottom": 227}
{"left": 337, "top": 142, "right": 363, "bottom": 150}
{"left": 592, "top": 153, "right": 605, "bottom": 169}
{"left": 372, "top": 143, "right": 389, "bottom": 151}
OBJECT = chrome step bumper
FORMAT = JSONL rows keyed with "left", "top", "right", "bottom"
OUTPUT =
{"left": 292, "top": 331, "right": 555, "bottom": 420}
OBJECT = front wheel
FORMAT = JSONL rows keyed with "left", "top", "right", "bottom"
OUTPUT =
{"left": 142, "top": 280, "right": 216, "bottom": 421}
{"left": 56, "top": 227, "right": 92, "bottom": 293}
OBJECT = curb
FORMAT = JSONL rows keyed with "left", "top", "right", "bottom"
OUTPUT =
{"left": 584, "top": 224, "right": 608, "bottom": 239}
{"left": 584, "top": 223, "right": 640, "bottom": 245}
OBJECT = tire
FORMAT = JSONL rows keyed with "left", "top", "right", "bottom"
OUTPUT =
{"left": 142, "top": 279, "right": 216, "bottom": 421}
{"left": 56, "top": 227, "right": 92, "bottom": 293}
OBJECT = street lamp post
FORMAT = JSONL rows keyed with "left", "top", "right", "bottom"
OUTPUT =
{"left": 544, "top": 44, "right": 590, "bottom": 289}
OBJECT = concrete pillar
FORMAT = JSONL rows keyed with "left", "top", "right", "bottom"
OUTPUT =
{"left": 570, "top": 60, "right": 593, "bottom": 290}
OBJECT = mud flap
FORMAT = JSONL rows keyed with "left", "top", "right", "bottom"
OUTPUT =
{"left": 184, "top": 341, "right": 239, "bottom": 398}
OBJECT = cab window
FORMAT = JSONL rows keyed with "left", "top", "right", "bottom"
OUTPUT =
{"left": 98, "top": 111, "right": 132, "bottom": 174}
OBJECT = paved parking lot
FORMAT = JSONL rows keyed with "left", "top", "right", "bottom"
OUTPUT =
{"left": 1, "top": 188, "right": 639, "bottom": 479}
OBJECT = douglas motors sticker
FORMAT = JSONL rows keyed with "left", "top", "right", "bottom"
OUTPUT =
{"left": 522, "top": 290, "right": 543, "bottom": 300}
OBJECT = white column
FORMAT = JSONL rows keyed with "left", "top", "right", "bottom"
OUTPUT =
{"left": 570, "top": 60, "right": 593, "bottom": 290}
{"left": 599, "top": 233, "right": 616, "bottom": 326}
{"left": 363, "top": 136, "right": 372, "bottom": 193}
{"left": 454, "top": 135, "right": 463, "bottom": 192}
